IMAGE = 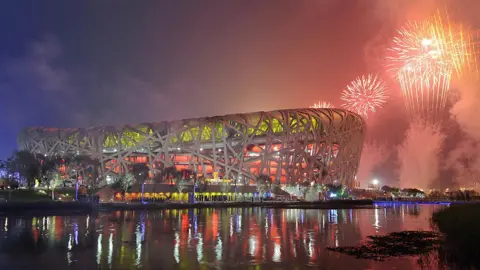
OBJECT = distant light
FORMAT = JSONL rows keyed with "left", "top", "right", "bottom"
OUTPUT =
{"left": 200, "top": 148, "right": 203, "bottom": 151}
{"left": 273, "top": 146, "right": 279, "bottom": 151}
{"left": 421, "top": 38, "right": 432, "bottom": 47}
{"left": 218, "top": 149, "right": 222, "bottom": 152}
{"left": 177, "top": 148, "right": 181, "bottom": 151}
{"left": 106, "top": 175, "right": 113, "bottom": 184}
{"left": 372, "top": 179, "right": 379, "bottom": 185}
{"left": 330, "top": 193, "right": 337, "bottom": 198}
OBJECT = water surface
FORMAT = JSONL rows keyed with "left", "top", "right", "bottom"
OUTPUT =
{"left": 0, "top": 204, "right": 445, "bottom": 269}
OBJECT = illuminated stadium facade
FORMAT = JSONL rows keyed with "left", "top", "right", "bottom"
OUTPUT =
{"left": 18, "top": 109, "right": 366, "bottom": 187}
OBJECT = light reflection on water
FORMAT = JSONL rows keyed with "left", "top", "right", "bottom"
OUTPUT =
{"left": 0, "top": 204, "right": 445, "bottom": 269}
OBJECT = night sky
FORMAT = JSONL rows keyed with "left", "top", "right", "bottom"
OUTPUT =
{"left": 0, "top": 0, "right": 477, "bottom": 161}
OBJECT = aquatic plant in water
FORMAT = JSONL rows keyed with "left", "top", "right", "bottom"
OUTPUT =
{"left": 327, "top": 231, "right": 442, "bottom": 261}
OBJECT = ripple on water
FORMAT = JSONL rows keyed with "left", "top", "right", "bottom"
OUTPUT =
{"left": 0, "top": 204, "right": 447, "bottom": 269}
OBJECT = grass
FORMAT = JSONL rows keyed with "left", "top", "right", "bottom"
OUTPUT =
{"left": 0, "top": 189, "right": 93, "bottom": 214}
{"left": 431, "top": 203, "right": 480, "bottom": 268}
{"left": 0, "top": 190, "right": 52, "bottom": 202}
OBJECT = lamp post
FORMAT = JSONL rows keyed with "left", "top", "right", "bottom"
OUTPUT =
{"left": 193, "top": 169, "right": 197, "bottom": 203}
{"left": 233, "top": 176, "right": 238, "bottom": 202}
{"left": 141, "top": 178, "right": 145, "bottom": 203}
{"left": 138, "top": 171, "right": 146, "bottom": 204}
{"left": 74, "top": 169, "right": 79, "bottom": 201}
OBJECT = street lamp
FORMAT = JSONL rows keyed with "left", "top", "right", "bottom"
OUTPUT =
{"left": 73, "top": 169, "right": 79, "bottom": 201}
{"left": 193, "top": 169, "right": 197, "bottom": 203}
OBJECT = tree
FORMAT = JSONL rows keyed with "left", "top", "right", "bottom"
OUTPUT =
{"left": 220, "top": 181, "right": 231, "bottom": 193}
{"left": 162, "top": 166, "right": 180, "bottom": 184}
{"left": 88, "top": 162, "right": 102, "bottom": 191}
{"left": 241, "top": 176, "right": 250, "bottom": 186}
{"left": 381, "top": 185, "right": 393, "bottom": 193}
{"left": 298, "top": 180, "right": 311, "bottom": 200}
{"left": 197, "top": 177, "right": 209, "bottom": 192}
{"left": 64, "top": 154, "right": 102, "bottom": 199}
{"left": 0, "top": 160, "right": 7, "bottom": 171}
{"left": 174, "top": 176, "right": 187, "bottom": 193}
{"left": 70, "top": 154, "right": 92, "bottom": 176}
{"left": 47, "top": 171, "right": 63, "bottom": 200}
{"left": 131, "top": 163, "right": 149, "bottom": 202}
{"left": 391, "top": 187, "right": 400, "bottom": 194}
{"left": 180, "top": 169, "right": 194, "bottom": 182}
{"left": 402, "top": 188, "right": 425, "bottom": 198}
{"left": 270, "top": 180, "right": 280, "bottom": 194}
{"left": 7, "top": 150, "right": 41, "bottom": 189}
{"left": 39, "top": 155, "right": 56, "bottom": 181}
{"left": 325, "top": 183, "right": 346, "bottom": 198}
{"left": 152, "top": 172, "right": 163, "bottom": 183}
{"left": 81, "top": 157, "right": 102, "bottom": 196}
{"left": 284, "top": 185, "right": 299, "bottom": 197}
{"left": 132, "top": 163, "right": 149, "bottom": 184}
{"left": 162, "top": 166, "right": 187, "bottom": 195}
{"left": 256, "top": 174, "right": 271, "bottom": 198}
{"left": 0, "top": 158, "right": 16, "bottom": 182}
{"left": 39, "top": 155, "right": 65, "bottom": 198}
{"left": 120, "top": 173, "right": 134, "bottom": 200}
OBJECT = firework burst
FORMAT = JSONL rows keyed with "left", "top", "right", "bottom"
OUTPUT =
{"left": 387, "top": 12, "right": 478, "bottom": 123}
{"left": 340, "top": 74, "right": 388, "bottom": 117}
{"left": 389, "top": 13, "right": 477, "bottom": 79}
{"left": 310, "top": 101, "right": 334, "bottom": 109}
{"left": 389, "top": 20, "right": 450, "bottom": 79}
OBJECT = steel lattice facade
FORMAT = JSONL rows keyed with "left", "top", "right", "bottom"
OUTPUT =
{"left": 18, "top": 108, "right": 366, "bottom": 187}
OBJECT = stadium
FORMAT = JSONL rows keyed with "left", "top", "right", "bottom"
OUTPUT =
{"left": 17, "top": 108, "right": 366, "bottom": 188}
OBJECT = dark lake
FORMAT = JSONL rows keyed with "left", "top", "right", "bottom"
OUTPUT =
{"left": 0, "top": 204, "right": 447, "bottom": 269}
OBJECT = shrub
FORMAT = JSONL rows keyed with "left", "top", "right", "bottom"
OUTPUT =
{"left": 432, "top": 204, "right": 480, "bottom": 268}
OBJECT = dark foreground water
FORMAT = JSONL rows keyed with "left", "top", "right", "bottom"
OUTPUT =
{"left": 0, "top": 204, "right": 447, "bottom": 269}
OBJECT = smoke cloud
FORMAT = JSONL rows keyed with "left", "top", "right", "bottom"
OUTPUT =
{"left": 356, "top": 141, "right": 389, "bottom": 188}
{"left": 450, "top": 79, "right": 480, "bottom": 140}
{"left": 362, "top": 0, "right": 445, "bottom": 71}
{"left": 397, "top": 121, "right": 446, "bottom": 190}
{"left": 445, "top": 138, "right": 480, "bottom": 189}
{"left": 448, "top": 74, "right": 480, "bottom": 190}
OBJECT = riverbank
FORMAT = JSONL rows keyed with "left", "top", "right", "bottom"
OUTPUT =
{"left": 374, "top": 199, "right": 480, "bottom": 205}
{"left": 0, "top": 201, "right": 95, "bottom": 215}
{"left": 98, "top": 199, "right": 375, "bottom": 210}
{"left": 0, "top": 199, "right": 375, "bottom": 214}
{"left": 0, "top": 189, "right": 53, "bottom": 202}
